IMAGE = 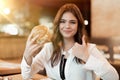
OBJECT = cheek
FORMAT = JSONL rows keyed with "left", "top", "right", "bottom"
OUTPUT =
{"left": 73, "top": 26, "right": 78, "bottom": 34}
{"left": 59, "top": 25, "right": 63, "bottom": 33}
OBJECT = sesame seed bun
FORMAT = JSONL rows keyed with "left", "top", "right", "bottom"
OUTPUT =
{"left": 32, "top": 25, "right": 51, "bottom": 44}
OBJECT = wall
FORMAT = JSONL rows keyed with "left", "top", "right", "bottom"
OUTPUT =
{"left": 0, "top": 36, "right": 27, "bottom": 59}
{"left": 91, "top": 0, "right": 120, "bottom": 38}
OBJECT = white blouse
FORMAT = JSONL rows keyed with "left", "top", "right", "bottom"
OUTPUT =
{"left": 21, "top": 42, "right": 119, "bottom": 80}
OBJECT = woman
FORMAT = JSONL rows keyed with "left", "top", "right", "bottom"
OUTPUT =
{"left": 21, "top": 3, "right": 119, "bottom": 80}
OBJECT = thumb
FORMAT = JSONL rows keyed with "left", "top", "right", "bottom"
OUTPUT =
{"left": 82, "top": 35, "right": 86, "bottom": 46}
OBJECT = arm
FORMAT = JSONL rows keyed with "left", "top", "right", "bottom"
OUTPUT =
{"left": 84, "top": 45, "right": 119, "bottom": 80}
{"left": 21, "top": 53, "right": 45, "bottom": 80}
{"left": 21, "top": 41, "right": 52, "bottom": 80}
{"left": 21, "top": 31, "right": 46, "bottom": 80}
{"left": 21, "top": 43, "right": 47, "bottom": 80}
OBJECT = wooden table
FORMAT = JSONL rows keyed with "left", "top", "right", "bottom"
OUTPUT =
{"left": 0, "top": 59, "right": 47, "bottom": 80}
{"left": 2, "top": 74, "right": 47, "bottom": 80}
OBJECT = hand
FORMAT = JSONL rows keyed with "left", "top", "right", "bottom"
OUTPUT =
{"left": 72, "top": 35, "right": 89, "bottom": 62}
{"left": 23, "top": 31, "right": 44, "bottom": 65}
{"left": 0, "top": 76, "right": 12, "bottom": 80}
{"left": 0, "top": 76, "right": 3, "bottom": 80}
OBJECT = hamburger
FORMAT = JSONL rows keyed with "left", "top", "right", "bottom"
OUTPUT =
{"left": 31, "top": 25, "right": 51, "bottom": 44}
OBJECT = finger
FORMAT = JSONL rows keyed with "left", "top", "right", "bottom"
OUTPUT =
{"left": 82, "top": 35, "right": 86, "bottom": 46}
{"left": 31, "top": 34, "right": 39, "bottom": 44}
{"left": 31, "top": 43, "right": 43, "bottom": 50}
{"left": 34, "top": 44, "right": 43, "bottom": 56}
{"left": 27, "top": 32, "right": 33, "bottom": 41}
{"left": 8, "top": 76, "right": 12, "bottom": 80}
{"left": 0, "top": 77, "right": 3, "bottom": 80}
{"left": 30, "top": 44, "right": 43, "bottom": 56}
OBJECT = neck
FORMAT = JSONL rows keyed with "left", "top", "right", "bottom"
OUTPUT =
{"left": 63, "top": 38, "right": 75, "bottom": 51}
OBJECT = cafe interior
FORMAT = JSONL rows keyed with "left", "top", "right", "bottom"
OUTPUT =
{"left": 0, "top": 0, "right": 120, "bottom": 79}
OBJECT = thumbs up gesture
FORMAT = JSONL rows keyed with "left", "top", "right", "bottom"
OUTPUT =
{"left": 72, "top": 35, "right": 89, "bottom": 62}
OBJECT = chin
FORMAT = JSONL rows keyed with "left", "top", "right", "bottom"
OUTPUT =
{"left": 63, "top": 35, "right": 74, "bottom": 39}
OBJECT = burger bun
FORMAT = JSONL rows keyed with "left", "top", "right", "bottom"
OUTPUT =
{"left": 31, "top": 25, "right": 51, "bottom": 44}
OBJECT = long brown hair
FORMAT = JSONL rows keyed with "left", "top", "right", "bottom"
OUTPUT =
{"left": 50, "top": 3, "right": 88, "bottom": 67}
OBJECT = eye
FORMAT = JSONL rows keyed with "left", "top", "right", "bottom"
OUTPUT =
{"left": 70, "top": 21, "right": 77, "bottom": 24}
{"left": 70, "top": 21, "right": 76, "bottom": 24}
{"left": 60, "top": 20, "right": 65, "bottom": 23}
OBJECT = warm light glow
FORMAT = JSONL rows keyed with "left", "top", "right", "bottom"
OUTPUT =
{"left": 0, "top": 0, "right": 13, "bottom": 23}
{"left": 1, "top": 24, "right": 19, "bottom": 35}
{"left": 3, "top": 8, "right": 10, "bottom": 15}
{"left": 39, "top": 17, "right": 53, "bottom": 29}
{"left": 84, "top": 20, "right": 89, "bottom": 25}
{"left": 0, "top": 0, "right": 4, "bottom": 8}
{"left": 0, "top": 0, "right": 8, "bottom": 11}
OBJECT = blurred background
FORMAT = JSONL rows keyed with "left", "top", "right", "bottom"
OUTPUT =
{"left": 0, "top": 0, "right": 120, "bottom": 78}
{"left": 0, "top": 0, "right": 90, "bottom": 59}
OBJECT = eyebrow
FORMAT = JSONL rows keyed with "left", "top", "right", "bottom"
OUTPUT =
{"left": 69, "top": 20, "right": 77, "bottom": 22}
{"left": 60, "top": 19, "right": 77, "bottom": 21}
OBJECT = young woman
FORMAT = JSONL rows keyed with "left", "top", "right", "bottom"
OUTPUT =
{"left": 21, "top": 3, "right": 119, "bottom": 80}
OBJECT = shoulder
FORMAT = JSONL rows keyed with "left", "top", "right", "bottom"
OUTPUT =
{"left": 42, "top": 42, "right": 54, "bottom": 56}
{"left": 87, "top": 43, "right": 105, "bottom": 58}
{"left": 37, "top": 42, "right": 54, "bottom": 61}
{"left": 87, "top": 43, "right": 101, "bottom": 54}
{"left": 44, "top": 42, "right": 53, "bottom": 50}
{"left": 87, "top": 43, "right": 96, "bottom": 50}
{"left": 44, "top": 42, "right": 53, "bottom": 46}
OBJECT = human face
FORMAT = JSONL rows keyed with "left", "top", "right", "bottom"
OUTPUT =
{"left": 59, "top": 12, "right": 78, "bottom": 39}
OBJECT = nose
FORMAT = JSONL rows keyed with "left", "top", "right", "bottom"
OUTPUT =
{"left": 65, "top": 22, "right": 70, "bottom": 28}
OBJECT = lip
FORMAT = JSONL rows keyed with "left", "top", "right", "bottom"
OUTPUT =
{"left": 63, "top": 30, "right": 72, "bottom": 33}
